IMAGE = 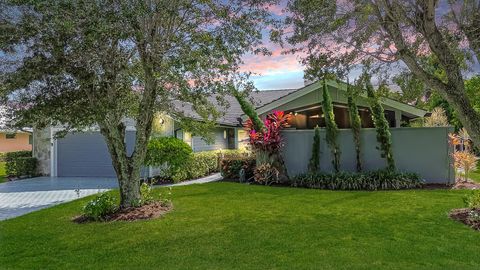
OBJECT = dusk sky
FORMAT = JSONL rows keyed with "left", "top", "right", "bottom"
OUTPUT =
{"left": 242, "top": 0, "right": 479, "bottom": 91}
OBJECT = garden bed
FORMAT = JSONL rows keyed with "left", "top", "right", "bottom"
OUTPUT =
{"left": 73, "top": 201, "right": 173, "bottom": 223}
{"left": 449, "top": 208, "right": 480, "bottom": 231}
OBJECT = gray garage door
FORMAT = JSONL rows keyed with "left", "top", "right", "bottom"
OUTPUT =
{"left": 57, "top": 131, "right": 135, "bottom": 177}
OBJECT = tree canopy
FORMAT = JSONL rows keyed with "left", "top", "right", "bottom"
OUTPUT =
{"left": 281, "top": 0, "right": 480, "bottom": 146}
{"left": 1, "top": 0, "right": 275, "bottom": 207}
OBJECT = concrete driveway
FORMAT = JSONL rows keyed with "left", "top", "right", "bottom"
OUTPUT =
{"left": 0, "top": 177, "right": 118, "bottom": 221}
{"left": 0, "top": 173, "right": 222, "bottom": 221}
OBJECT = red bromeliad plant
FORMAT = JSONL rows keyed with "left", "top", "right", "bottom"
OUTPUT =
{"left": 245, "top": 110, "right": 291, "bottom": 184}
{"left": 245, "top": 110, "right": 290, "bottom": 154}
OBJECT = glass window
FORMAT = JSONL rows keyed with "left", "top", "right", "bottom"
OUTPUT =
{"left": 6, "top": 133, "right": 16, "bottom": 139}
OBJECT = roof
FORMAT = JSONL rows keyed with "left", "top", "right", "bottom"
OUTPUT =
{"left": 253, "top": 80, "right": 428, "bottom": 119}
{"left": 173, "top": 89, "right": 298, "bottom": 126}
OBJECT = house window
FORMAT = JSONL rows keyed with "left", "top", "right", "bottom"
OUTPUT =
{"left": 6, "top": 133, "right": 16, "bottom": 139}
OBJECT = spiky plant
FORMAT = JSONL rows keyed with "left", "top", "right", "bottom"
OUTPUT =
{"left": 425, "top": 107, "right": 449, "bottom": 127}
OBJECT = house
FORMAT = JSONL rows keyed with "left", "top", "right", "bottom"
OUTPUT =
{"left": 32, "top": 80, "right": 428, "bottom": 177}
{"left": 0, "top": 129, "right": 33, "bottom": 153}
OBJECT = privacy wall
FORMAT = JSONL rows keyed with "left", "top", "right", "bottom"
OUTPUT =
{"left": 282, "top": 127, "right": 455, "bottom": 184}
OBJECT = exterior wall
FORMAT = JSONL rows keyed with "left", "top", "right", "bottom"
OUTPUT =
{"left": 192, "top": 127, "right": 230, "bottom": 152}
{"left": 32, "top": 128, "right": 51, "bottom": 175}
{"left": 281, "top": 127, "right": 455, "bottom": 184}
{"left": 0, "top": 132, "right": 32, "bottom": 153}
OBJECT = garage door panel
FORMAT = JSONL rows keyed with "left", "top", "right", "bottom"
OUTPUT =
{"left": 57, "top": 132, "right": 127, "bottom": 177}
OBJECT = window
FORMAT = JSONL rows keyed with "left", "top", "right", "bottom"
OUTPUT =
{"left": 29, "top": 134, "right": 33, "bottom": 145}
{"left": 6, "top": 133, "right": 16, "bottom": 139}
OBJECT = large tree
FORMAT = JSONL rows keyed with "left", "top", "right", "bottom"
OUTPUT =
{"left": 1, "top": 0, "right": 273, "bottom": 208}
{"left": 282, "top": 0, "right": 480, "bottom": 146}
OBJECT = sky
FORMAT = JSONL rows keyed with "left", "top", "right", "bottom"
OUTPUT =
{"left": 241, "top": 0, "right": 479, "bottom": 91}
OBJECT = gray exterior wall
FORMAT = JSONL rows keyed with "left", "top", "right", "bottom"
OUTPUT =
{"left": 282, "top": 127, "right": 455, "bottom": 184}
{"left": 192, "top": 127, "right": 229, "bottom": 152}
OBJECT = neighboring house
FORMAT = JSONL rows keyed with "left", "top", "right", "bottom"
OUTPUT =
{"left": 0, "top": 130, "right": 33, "bottom": 153}
{"left": 32, "top": 79, "right": 427, "bottom": 177}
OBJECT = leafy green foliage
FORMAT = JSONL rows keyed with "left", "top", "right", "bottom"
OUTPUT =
{"left": 233, "top": 91, "right": 265, "bottom": 132}
{"left": 464, "top": 190, "right": 480, "bottom": 209}
{"left": 2, "top": 0, "right": 274, "bottom": 207}
{"left": 322, "top": 80, "right": 340, "bottom": 172}
{"left": 291, "top": 170, "right": 423, "bottom": 190}
{"left": 5, "top": 151, "right": 36, "bottom": 177}
{"left": 220, "top": 157, "right": 256, "bottom": 181}
{"left": 83, "top": 193, "right": 117, "bottom": 221}
{"left": 347, "top": 83, "right": 362, "bottom": 172}
{"left": 145, "top": 137, "right": 193, "bottom": 177}
{"left": 365, "top": 77, "right": 395, "bottom": 171}
{"left": 308, "top": 126, "right": 321, "bottom": 173}
{"left": 140, "top": 182, "right": 154, "bottom": 205}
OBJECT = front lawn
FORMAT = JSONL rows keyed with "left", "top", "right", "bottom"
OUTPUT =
{"left": 0, "top": 162, "right": 6, "bottom": 183}
{"left": 1, "top": 182, "right": 480, "bottom": 269}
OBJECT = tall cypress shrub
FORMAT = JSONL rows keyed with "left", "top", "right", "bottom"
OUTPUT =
{"left": 322, "top": 79, "right": 341, "bottom": 172}
{"left": 233, "top": 91, "right": 265, "bottom": 132}
{"left": 308, "top": 125, "right": 321, "bottom": 173}
{"left": 365, "top": 77, "right": 395, "bottom": 171}
{"left": 346, "top": 82, "right": 363, "bottom": 172}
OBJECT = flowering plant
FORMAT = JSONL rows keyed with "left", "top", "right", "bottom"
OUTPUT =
{"left": 245, "top": 110, "right": 290, "bottom": 154}
{"left": 449, "top": 130, "right": 479, "bottom": 182}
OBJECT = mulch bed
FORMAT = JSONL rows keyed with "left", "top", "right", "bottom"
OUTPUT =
{"left": 452, "top": 180, "right": 480, "bottom": 190}
{"left": 73, "top": 201, "right": 173, "bottom": 223}
{"left": 449, "top": 208, "right": 480, "bottom": 231}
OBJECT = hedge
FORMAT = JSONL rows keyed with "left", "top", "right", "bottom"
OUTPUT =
{"left": 220, "top": 157, "right": 256, "bottom": 182}
{"left": 5, "top": 151, "right": 37, "bottom": 177}
{"left": 0, "top": 152, "right": 6, "bottom": 162}
{"left": 291, "top": 170, "right": 423, "bottom": 190}
{"left": 168, "top": 149, "right": 253, "bottom": 183}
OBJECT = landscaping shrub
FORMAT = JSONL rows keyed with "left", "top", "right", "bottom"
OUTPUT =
{"left": 145, "top": 137, "right": 193, "bottom": 177}
{"left": 322, "top": 79, "right": 341, "bottom": 172}
{"left": 464, "top": 190, "right": 480, "bottom": 209}
{"left": 83, "top": 192, "right": 117, "bottom": 221}
{"left": 0, "top": 152, "right": 6, "bottom": 162}
{"left": 291, "top": 170, "right": 423, "bottom": 190}
{"left": 308, "top": 126, "right": 321, "bottom": 173}
{"left": 220, "top": 157, "right": 256, "bottom": 181}
{"left": 5, "top": 151, "right": 36, "bottom": 177}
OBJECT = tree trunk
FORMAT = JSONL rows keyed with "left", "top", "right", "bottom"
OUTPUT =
{"left": 99, "top": 122, "right": 143, "bottom": 208}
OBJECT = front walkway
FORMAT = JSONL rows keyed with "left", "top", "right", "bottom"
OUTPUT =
{"left": 0, "top": 173, "right": 222, "bottom": 221}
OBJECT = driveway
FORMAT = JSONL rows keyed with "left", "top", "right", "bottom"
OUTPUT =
{"left": 0, "top": 177, "right": 118, "bottom": 221}
{"left": 0, "top": 173, "right": 222, "bottom": 221}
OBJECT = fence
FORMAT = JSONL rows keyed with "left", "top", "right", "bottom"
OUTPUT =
{"left": 281, "top": 127, "right": 455, "bottom": 184}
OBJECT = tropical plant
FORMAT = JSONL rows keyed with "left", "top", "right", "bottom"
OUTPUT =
{"left": 365, "top": 76, "right": 395, "bottom": 171}
{"left": 253, "top": 163, "right": 279, "bottom": 186}
{"left": 245, "top": 110, "right": 291, "bottom": 184}
{"left": 308, "top": 125, "right": 321, "bottom": 173}
{"left": 450, "top": 131, "right": 479, "bottom": 182}
{"left": 425, "top": 107, "right": 449, "bottom": 127}
{"left": 347, "top": 82, "right": 362, "bottom": 172}
{"left": 322, "top": 80, "right": 341, "bottom": 172}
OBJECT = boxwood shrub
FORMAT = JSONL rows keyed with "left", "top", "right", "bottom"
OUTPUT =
{"left": 5, "top": 151, "right": 37, "bottom": 177}
{"left": 291, "top": 170, "right": 423, "bottom": 190}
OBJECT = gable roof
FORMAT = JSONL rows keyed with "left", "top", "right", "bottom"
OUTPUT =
{"left": 253, "top": 80, "right": 428, "bottom": 118}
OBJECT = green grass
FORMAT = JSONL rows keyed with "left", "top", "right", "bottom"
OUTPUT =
{"left": 1, "top": 182, "right": 480, "bottom": 269}
{"left": 0, "top": 162, "right": 6, "bottom": 183}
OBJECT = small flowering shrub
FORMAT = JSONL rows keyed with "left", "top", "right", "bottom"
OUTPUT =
{"left": 140, "top": 182, "right": 154, "bottom": 204}
{"left": 83, "top": 192, "right": 117, "bottom": 221}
